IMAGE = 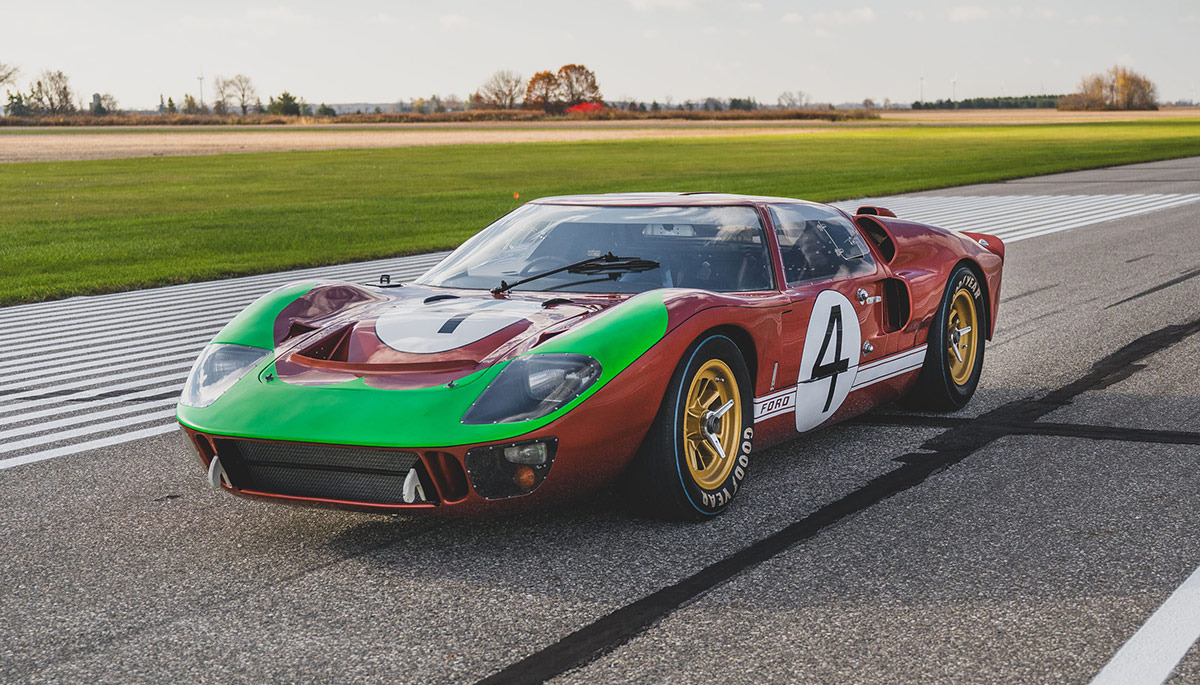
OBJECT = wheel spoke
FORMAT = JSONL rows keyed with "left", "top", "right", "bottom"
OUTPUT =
{"left": 712, "top": 399, "right": 735, "bottom": 419}
{"left": 705, "top": 432, "right": 727, "bottom": 460}
{"left": 950, "top": 344, "right": 963, "bottom": 363}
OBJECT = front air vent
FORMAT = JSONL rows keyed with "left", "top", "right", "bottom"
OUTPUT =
{"left": 213, "top": 438, "right": 435, "bottom": 505}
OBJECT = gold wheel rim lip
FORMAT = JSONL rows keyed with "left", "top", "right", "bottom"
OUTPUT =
{"left": 947, "top": 288, "right": 979, "bottom": 386}
{"left": 682, "top": 359, "right": 741, "bottom": 490}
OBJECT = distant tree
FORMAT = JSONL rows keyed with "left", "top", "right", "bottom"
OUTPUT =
{"left": 212, "top": 76, "right": 233, "bottom": 115}
{"left": 0, "top": 61, "right": 18, "bottom": 88}
{"left": 862, "top": 98, "right": 875, "bottom": 109}
{"left": 777, "top": 90, "right": 808, "bottom": 109}
{"left": 728, "top": 97, "right": 758, "bottom": 110}
{"left": 28, "top": 70, "right": 76, "bottom": 114}
{"left": 373, "top": 106, "right": 382, "bottom": 114}
{"left": 267, "top": 91, "right": 301, "bottom": 115}
{"left": 4, "top": 91, "right": 30, "bottom": 117}
{"left": 166, "top": 97, "right": 177, "bottom": 114}
{"left": 221, "top": 74, "right": 257, "bottom": 115}
{"left": 1059, "top": 66, "right": 1158, "bottom": 110}
{"left": 316, "top": 103, "right": 337, "bottom": 117}
{"left": 650, "top": 100, "right": 660, "bottom": 112}
{"left": 444, "top": 93, "right": 464, "bottom": 111}
{"left": 254, "top": 98, "right": 266, "bottom": 114}
{"left": 476, "top": 70, "right": 524, "bottom": 109}
{"left": 556, "top": 64, "right": 602, "bottom": 106}
{"left": 158, "top": 94, "right": 166, "bottom": 114}
{"left": 182, "top": 94, "right": 207, "bottom": 114}
{"left": 524, "top": 71, "right": 561, "bottom": 113}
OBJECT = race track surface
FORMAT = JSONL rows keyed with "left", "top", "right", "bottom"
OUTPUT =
{"left": 3, "top": 158, "right": 1200, "bottom": 683}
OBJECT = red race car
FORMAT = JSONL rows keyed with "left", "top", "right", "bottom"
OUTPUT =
{"left": 178, "top": 193, "right": 1003, "bottom": 519}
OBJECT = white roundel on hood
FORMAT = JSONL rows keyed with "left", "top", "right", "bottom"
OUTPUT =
{"left": 374, "top": 298, "right": 545, "bottom": 354}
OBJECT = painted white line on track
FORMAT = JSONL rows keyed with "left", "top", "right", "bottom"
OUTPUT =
{"left": 1089, "top": 564, "right": 1200, "bottom": 685}
{"left": 0, "top": 334, "right": 212, "bottom": 377}
{"left": 0, "top": 371, "right": 189, "bottom": 418}
{"left": 0, "top": 386, "right": 182, "bottom": 428}
{"left": 0, "top": 409, "right": 178, "bottom": 455}
{"left": 0, "top": 398, "right": 178, "bottom": 441}
{"left": 0, "top": 340, "right": 206, "bottom": 384}
{"left": 0, "top": 361, "right": 194, "bottom": 403}
{"left": 0, "top": 423, "right": 179, "bottom": 470}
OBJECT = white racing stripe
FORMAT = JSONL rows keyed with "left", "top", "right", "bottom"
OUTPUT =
{"left": 3, "top": 194, "right": 1197, "bottom": 471}
{"left": 755, "top": 345, "right": 926, "bottom": 423}
{"left": 1089, "top": 564, "right": 1200, "bottom": 685}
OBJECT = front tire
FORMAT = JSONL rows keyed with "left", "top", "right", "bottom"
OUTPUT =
{"left": 907, "top": 265, "right": 987, "bottom": 411}
{"left": 624, "top": 334, "right": 754, "bottom": 520}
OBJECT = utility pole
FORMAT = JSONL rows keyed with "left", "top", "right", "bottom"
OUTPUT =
{"left": 951, "top": 74, "right": 957, "bottom": 102}
{"left": 919, "top": 73, "right": 925, "bottom": 104}
{"left": 197, "top": 72, "right": 205, "bottom": 107}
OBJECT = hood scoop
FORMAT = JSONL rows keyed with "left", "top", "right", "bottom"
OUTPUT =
{"left": 294, "top": 324, "right": 354, "bottom": 362}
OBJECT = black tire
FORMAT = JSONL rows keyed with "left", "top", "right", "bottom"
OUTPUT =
{"left": 623, "top": 334, "right": 754, "bottom": 520}
{"left": 906, "top": 265, "right": 987, "bottom": 411}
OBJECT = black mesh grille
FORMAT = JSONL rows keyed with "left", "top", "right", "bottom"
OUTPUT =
{"left": 216, "top": 439, "right": 426, "bottom": 505}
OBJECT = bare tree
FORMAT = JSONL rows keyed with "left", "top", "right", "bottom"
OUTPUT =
{"left": 777, "top": 90, "right": 808, "bottom": 109}
{"left": 28, "top": 70, "right": 76, "bottom": 114}
{"left": 0, "top": 62, "right": 18, "bottom": 88}
{"left": 476, "top": 70, "right": 524, "bottom": 109}
{"left": 222, "top": 74, "right": 257, "bottom": 115}
{"left": 212, "top": 76, "right": 233, "bottom": 115}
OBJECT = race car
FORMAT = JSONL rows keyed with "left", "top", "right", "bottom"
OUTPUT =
{"left": 177, "top": 193, "right": 1003, "bottom": 519}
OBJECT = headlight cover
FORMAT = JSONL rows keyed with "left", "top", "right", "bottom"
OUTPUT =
{"left": 180, "top": 344, "right": 271, "bottom": 408}
{"left": 461, "top": 354, "right": 602, "bottom": 424}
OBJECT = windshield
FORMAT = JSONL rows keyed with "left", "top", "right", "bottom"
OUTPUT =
{"left": 416, "top": 203, "right": 775, "bottom": 294}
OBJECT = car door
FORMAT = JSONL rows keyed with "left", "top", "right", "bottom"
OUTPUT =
{"left": 766, "top": 203, "right": 896, "bottom": 432}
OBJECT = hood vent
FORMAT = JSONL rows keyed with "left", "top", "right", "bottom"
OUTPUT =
{"left": 295, "top": 324, "right": 354, "bottom": 362}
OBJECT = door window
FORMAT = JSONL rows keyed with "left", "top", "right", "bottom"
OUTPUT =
{"left": 769, "top": 204, "right": 876, "bottom": 286}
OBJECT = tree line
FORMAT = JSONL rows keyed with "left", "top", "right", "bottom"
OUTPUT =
{"left": 912, "top": 95, "right": 1064, "bottom": 110}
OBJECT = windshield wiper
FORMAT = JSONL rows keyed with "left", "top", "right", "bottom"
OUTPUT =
{"left": 491, "top": 251, "right": 660, "bottom": 295}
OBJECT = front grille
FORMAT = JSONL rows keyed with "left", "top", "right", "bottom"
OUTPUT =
{"left": 214, "top": 439, "right": 429, "bottom": 505}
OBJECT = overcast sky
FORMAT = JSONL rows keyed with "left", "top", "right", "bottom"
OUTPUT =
{"left": 3, "top": 1, "right": 1197, "bottom": 109}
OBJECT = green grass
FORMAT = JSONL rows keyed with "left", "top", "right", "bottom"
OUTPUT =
{"left": 3, "top": 120, "right": 1199, "bottom": 305}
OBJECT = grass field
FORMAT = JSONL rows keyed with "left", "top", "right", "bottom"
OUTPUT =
{"left": 3, "top": 120, "right": 1200, "bottom": 305}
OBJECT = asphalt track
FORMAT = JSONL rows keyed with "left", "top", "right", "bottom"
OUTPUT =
{"left": 3, "top": 157, "right": 1200, "bottom": 683}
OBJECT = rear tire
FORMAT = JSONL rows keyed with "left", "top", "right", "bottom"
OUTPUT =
{"left": 906, "top": 265, "right": 987, "bottom": 411}
{"left": 623, "top": 334, "right": 754, "bottom": 520}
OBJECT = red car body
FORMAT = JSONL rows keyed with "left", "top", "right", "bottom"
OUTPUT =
{"left": 180, "top": 193, "right": 1003, "bottom": 514}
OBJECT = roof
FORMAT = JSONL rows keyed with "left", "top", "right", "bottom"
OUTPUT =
{"left": 531, "top": 192, "right": 827, "bottom": 207}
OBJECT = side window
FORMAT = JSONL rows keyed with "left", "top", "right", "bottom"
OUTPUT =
{"left": 769, "top": 204, "right": 876, "bottom": 286}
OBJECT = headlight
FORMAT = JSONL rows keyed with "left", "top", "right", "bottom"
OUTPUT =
{"left": 180, "top": 344, "right": 271, "bottom": 408}
{"left": 461, "top": 354, "right": 602, "bottom": 424}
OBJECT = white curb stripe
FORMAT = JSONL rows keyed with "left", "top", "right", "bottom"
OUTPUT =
{"left": 1089, "top": 564, "right": 1200, "bottom": 685}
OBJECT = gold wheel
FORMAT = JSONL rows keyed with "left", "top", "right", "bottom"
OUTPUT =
{"left": 946, "top": 288, "right": 979, "bottom": 386}
{"left": 682, "top": 359, "right": 742, "bottom": 490}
